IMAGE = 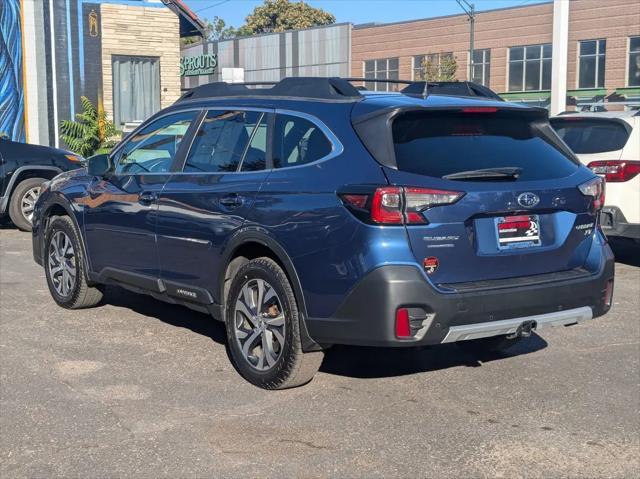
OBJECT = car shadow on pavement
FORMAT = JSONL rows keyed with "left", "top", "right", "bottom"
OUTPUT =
{"left": 102, "top": 285, "right": 548, "bottom": 380}
{"left": 319, "top": 335, "right": 548, "bottom": 379}
{"left": 102, "top": 285, "right": 228, "bottom": 345}
{"left": 609, "top": 237, "right": 640, "bottom": 267}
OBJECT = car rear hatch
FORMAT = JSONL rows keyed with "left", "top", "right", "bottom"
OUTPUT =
{"left": 353, "top": 104, "right": 604, "bottom": 287}
{"left": 549, "top": 116, "right": 631, "bottom": 165}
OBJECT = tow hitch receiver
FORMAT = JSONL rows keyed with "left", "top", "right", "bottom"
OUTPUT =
{"left": 508, "top": 320, "right": 537, "bottom": 339}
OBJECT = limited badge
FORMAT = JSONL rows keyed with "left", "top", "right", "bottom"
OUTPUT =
{"left": 423, "top": 256, "right": 439, "bottom": 275}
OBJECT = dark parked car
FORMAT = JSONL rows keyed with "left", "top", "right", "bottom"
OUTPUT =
{"left": 0, "top": 137, "right": 84, "bottom": 231}
{"left": 32, "top": 78, "right": 614, "bottom": 389}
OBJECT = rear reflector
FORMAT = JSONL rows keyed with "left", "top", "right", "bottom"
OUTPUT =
{"left": 604, "top": 280, "right": 614, "bottom": 307}
{"left": 587, "top": 160, "right": 640, "bottom": 182}
{"left": 395, "top": 308, "right": 412, "bottom": 338}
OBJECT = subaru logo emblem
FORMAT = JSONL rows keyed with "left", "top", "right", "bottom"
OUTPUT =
{"left": 517, "top": 192, "right": 540, "bottom": 208}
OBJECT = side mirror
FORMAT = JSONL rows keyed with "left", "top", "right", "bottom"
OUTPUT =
{"left": 87, "top": 154, "right": 112, "bottom": 177}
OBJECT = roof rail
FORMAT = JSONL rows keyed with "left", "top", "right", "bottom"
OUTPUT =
{"left": 177, "top": 77, "right": 363, "bottom": 102}
{"left": 176, "top": 77, "right": 503, "bottom": 103}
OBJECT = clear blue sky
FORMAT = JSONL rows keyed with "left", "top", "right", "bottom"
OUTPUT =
{"left": 183, "top": 0, "right": 550, "bottom": 28}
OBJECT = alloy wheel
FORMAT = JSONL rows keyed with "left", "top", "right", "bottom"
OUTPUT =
{"left": 233, "top": 278, "right": 286, "bottom": 371}
{"left": 48, "top": 231, "right": 77, "bottom": 297}
{"left": 20, "top": 186, "right": 41, "bottom": 224}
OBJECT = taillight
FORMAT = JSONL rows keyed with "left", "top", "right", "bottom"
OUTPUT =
{"left": 578, "top": 176, "right": 605, "bottom": 210}
{"left": 587, "top": 160, "right": 640, "bottom": 182}
{"left": 371, "top": 187, "right": 404, "bottom": 224}
{"left": 341, "top": 186, "right": 464, "bottom": 225}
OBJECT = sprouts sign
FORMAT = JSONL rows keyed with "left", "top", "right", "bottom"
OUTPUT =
{"left": 181, "top": 54, "right": 218, "bottom": 77}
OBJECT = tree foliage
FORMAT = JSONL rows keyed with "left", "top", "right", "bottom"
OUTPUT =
{"left": 422, "top": 54, "right": 458, "bottom": 82}
{"left": 240, "top": 0, "right": 335, "bottom": 35}
{"left": 59, "top": 97, "right": 119, "bottom": 157}
{"left": 182, "top": 15, "right": 238, "bottom": 45}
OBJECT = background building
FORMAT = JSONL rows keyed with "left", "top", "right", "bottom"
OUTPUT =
{"left": 181, "top": 23, "right": 351, "bottom": 90}
{"left": 182, "top": 0, "right": 639, "bottom": 112}
{"left": 352, "top": 0, "right": 640, "bottom": 109}
{"left": 1, "top": 0, "right": 203, "bottom": 146}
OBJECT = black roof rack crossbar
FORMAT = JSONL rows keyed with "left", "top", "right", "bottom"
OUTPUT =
{"left": 401, "top": 81, "right": 503, "bottom": 101}
{"left": 177, "top": 77, "right": 363, "bottom": 102}
{"left": 176, "top": 77, "right": 502, "bottom": 103}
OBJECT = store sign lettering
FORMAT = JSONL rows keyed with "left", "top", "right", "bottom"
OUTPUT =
{"left": 181, "top": 54, "right": 218, "bottom": 77}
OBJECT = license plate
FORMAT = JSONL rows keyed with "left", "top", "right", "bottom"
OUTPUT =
{"left": 495, "top": 215, "right": 541, "bottom": 250}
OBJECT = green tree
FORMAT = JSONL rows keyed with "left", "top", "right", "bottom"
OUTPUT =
{"left": 240, "top": 0, "right": 335, "bottom": 35}
{"left": 59, "top": 96, "right": 119, "bottom": 157}
{"left": 181, "top": 15, "right": 239, "bottom": 45}
{"left": 422, "top": 53, "right": 458, "bottom": 82}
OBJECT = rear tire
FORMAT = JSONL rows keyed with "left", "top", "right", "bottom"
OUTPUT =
{"left": 225, "top": 257, "right": 324, "bottom": 389}
{"left": 44, "top": 216, "right": 103, "bottom": 309}
{"left": 8, "top": 177, "right": 46, "bottom": 232}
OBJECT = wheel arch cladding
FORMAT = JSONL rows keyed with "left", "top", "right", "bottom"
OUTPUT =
{"left": 221, "top": 232, "right": 323, "bottom": 352}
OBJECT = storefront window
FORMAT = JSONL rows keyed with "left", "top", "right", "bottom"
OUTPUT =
{"left": 112, "top": 55, "right": 161, "bottom": 127}
{"left": 364, "top": 58, "right": 399, "bottom": 91}
{"left": 579, "top": 39, "right": 606, "bottom": 89}
{"left": 412, "top": 53, "right": 454, "bottom": 81}
{"left": 471, "top": 49, "right": 491, "bottom": 86}
{"left": 629, "top": 36, "right": 640, "bottom": 87}
{"left": 508, "top": 44, "right": 551, "bottom": 92}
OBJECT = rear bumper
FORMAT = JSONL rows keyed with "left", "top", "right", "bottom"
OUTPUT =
{"left": 601, "top": 207, "right": 640, "bottom": 240}
{"left": 305, "top": 244, "right": 615, "bottom": 348}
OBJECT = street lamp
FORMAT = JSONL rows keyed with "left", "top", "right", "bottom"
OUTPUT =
{"left": 456, "top": 0, "right": 476, "bottom": 81}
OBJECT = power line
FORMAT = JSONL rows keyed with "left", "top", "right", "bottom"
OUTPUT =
{"left": 194, "top": 0, "right": 233, "bottom": 14}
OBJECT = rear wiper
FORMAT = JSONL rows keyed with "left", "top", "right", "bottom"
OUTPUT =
{"left": 442, "top": 167, "right": 522, "bottom": 181}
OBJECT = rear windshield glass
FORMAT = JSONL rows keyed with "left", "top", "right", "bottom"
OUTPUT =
{"left": 392, "top": 111, "right": 579, "bottom": 181}
{"left": 550, "top": 118, "right": 630, "bottom": 154}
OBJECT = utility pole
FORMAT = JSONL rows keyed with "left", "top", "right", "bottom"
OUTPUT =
{"left": 456, "top": 0, "right": 475, "bottom": 81}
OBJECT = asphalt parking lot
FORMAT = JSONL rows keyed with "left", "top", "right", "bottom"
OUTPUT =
{"left": 1, "top": 226, "right": 638, "bottom": 478}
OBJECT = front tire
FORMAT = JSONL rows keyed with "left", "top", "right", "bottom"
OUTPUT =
{"left": 9, "top": 177, "right": 46, "bottom": 232}
{"left": 44, "top": 216, "right": 103, "bottom": 309}
{"left": 225, "top": 257, "right": 324, "bottom": 389}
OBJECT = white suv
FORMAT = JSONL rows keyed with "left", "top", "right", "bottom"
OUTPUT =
{"left": 551, "top": 111, "right": 640, "bottom": 243}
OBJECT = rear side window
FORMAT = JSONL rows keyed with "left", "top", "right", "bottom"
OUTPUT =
{"left": 185, "top": 111, "right": 264, "bottom": 173}
{"left": 273, "top": 114, "right": 332, "bottom": 168}
{"left": 392, "top": 111, "right": 579, "bottom": 181}
{"left": 550, "top": 118, "right": 630, "bottom": 154}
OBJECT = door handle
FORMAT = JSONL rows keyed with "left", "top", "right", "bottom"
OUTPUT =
{"left": 138, "top": 191, "right": 158, "bottom": 205}
{"left": 219, "top": 194, "right": 243, "bottom": 208}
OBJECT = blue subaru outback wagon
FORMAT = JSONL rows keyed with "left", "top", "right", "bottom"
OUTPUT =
{"left": 32, "top": 78, "right": 615, "bottom": 389}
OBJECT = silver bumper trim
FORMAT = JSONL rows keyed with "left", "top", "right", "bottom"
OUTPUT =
{"left": 441, "top": 306, "right": 593, "bottom": 343}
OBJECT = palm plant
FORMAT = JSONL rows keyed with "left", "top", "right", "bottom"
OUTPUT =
{"left": 59, "top": 96, "right": 119, "bottom": 157}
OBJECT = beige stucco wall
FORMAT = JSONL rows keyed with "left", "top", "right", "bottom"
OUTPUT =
{"left": 100, "top": 3, "right": 180, "bottom": 123}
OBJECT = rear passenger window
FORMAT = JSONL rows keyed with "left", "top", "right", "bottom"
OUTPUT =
{"left": 185, "top": 111, "right": 264, "bottom": 173}
{"left": 273, "top": 114, "right": 332, "bottom": 168}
